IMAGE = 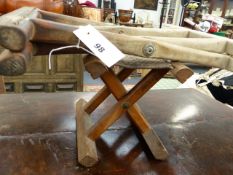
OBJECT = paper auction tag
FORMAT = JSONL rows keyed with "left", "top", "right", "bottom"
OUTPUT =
{"left": 73, "top": 25, "right": 125, "bottom": 67}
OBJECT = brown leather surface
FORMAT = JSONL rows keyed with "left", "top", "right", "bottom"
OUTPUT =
{"left": 0, "top": 89, "right": 233, "bottom": 174}
{"left": 0, "top": 0, "right": 64, "bottom": 14}
{"left": 0, "top": 0, "right": 5, "bottom": 13}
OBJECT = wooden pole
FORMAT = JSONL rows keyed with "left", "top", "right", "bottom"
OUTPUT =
{"left": 0, "top": 7, "right": 39, "bottom": 51}
{"left": 0, "top": 76, "right": 5, "bottom": 93}
{"left": 170, "top": 62, "right": 194, "bottom": 83}
{"left": 160, "top": 0, "right": 168, "bottom": 28}
{"left": 209, "top": 0, "right": 215, "bottom": 14}
{"left": 0, "top": 43, "right": 34, "bottom": 76}
{"left": 221, "top": 0, "right": 228, "bottom": 17}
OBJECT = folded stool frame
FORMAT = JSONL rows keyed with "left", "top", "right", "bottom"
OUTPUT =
{"left": 76, "top": 55, "right": 192, "bottom": 167}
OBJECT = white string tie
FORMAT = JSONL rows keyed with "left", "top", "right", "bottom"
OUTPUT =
{"left": 48, "top": 39, "right": 95, "bottom": 70}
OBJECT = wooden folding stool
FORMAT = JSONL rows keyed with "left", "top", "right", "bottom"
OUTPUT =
{"left": 76, "top": 55, "right": 193, "bottom": 167}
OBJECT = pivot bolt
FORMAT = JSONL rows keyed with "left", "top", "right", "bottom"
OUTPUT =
{"left": 143, "top": 44, "right": 155, "bottom": 57}
{"left": 122, "top": 103, "right": 129, "bottom": 109}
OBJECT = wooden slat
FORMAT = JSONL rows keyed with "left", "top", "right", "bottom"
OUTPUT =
{"left": 0, "top": 76, "right": 5, "bottom": 93}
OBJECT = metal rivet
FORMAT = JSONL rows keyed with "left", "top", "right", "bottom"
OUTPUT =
{"left": 122, "top": 103, "right": 129, "bottom": 109}
{"left": 143, "top": 44, "right": 155, "bottom": 57}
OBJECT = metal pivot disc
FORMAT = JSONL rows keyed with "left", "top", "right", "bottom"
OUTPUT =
{"left": 143, "top": 44, "right": 155, "bottom": 57}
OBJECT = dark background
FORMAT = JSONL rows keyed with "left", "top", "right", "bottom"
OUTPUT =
{"left": 134, "top": 0, "right": 158, "bottom": 10}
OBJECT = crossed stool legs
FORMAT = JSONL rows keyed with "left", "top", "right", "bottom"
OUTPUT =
{"left": 76, "top": 56, "right": 181, "bottom": 167}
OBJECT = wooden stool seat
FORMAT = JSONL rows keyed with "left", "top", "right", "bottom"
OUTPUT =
{"left": 117, "top": 55, "right": 172, "bottom": 69}
{"left": 76, "top": 55, "right": 194, "bottom": 167}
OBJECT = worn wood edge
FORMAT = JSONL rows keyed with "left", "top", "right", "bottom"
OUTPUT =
{"left": 142, "top": 128, "right": 168, "bottom": 160}
{"left": 76, "top": 99, "right": 98, "bottom": 167}
{"left": 83, "top": 55, "right": 108, "bottom": 79}
{"left": 170, "top": 62, "right": 194, "bottom": 83}
{"left": 0, "top": 43, "right": 33, "bottom": 76}
{"left": 0, "top": 49, "right": 26, "bottom": 76}
{"left": 0, "top": 7, "right": 39, "bottom": 51}
{"left": 0, "top": 26, "right": 26, "bottom": 51}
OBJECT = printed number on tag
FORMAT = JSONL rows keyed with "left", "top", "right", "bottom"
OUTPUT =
{"left": 94, "top": 43, "right": 105, "bottom": 53}
{"left": 73, "top": 25, "right": 125, "bottom": 67}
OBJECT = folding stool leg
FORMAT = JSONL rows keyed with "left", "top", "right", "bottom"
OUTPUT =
{"left": 88, "top": 68, "right": 169, "bottom": 160}
{"left": 78, "top": 55, "right": 169, "bottom": 166}
{"left": 101, "top": 69, "right": 169, "bottom": 160}
{"left": 85, "top": 68, "right": 134, "bottom": 114}
{"left": 0, "top": 76, "right": 5, "bottom": 94}
{"left": 76, "top": 99, "right": 98, "bottom": 167}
